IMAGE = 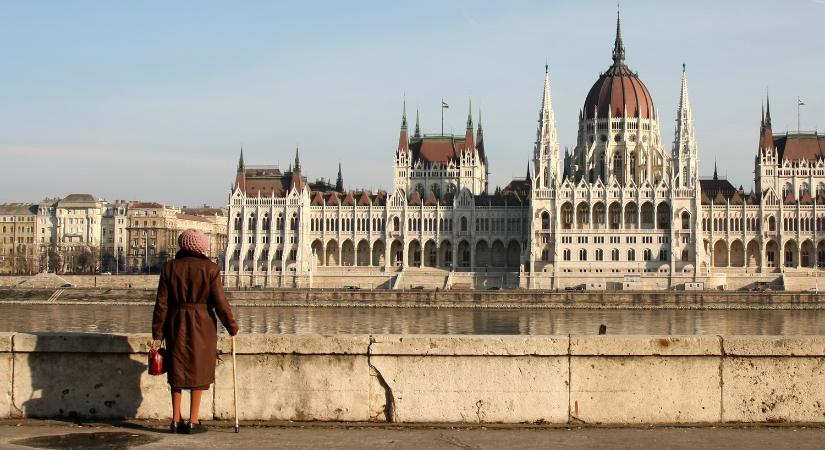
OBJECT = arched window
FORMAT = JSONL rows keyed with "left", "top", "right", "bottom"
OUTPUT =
{"left": 627, "top": 249, "right": 636, "bottom": 261}
{"left": 247, "top": 214, "right": 256, "bottom": 231}
{"left": 643, "top": 249, "right": 652, "bottom": 261}
{"left": 541, "top": 211, "right": 550, "bottom": 230}
{"left": 579, "top": 249, "right": 587, "bottom": 261}
{"left": 613, "top": 152, "right": 624, "bottom": 183}
{"left": 460, "top": 217, "right": 468, "bottom": 232}
{"left": 431, "top": 183, "right": 441, "bottom": 199}
{"left": 611, "top": 249, "right": 619, "bottom": 261}
{"left": 628, "top": 152, "right": 637, "bottom": 181}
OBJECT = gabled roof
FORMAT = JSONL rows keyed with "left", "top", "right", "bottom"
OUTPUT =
{"left": 424, "top": 191, "right": 438, "bottom": 206}
{"left": 357, "top": 191, "right": 371, "bottom": 206}
{"left": 408, "top": 191, "right": 422, "bottom": 206}
{"left": 310, "top": 191, "right": 325, "bottom": 206}
{"left": 342, "top": 191, "right": 356, "bottom": 206}
{"left": 730, "top": 191, "right": 744, "bottom": 205}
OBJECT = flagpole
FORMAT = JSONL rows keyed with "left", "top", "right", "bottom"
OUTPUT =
{"left": 441, "top": 98, "right": 444, "bottom": 135}
{"left": 798, "top": 97, "right": 801, "bottom": 133}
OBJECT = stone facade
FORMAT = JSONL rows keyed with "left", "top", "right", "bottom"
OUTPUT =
{"left": 0, "top": 204, "right": 38, "bottom": 275}
{"left": 126, "top": 202, "right": 227, "bottom": 272}
{"left": 0, "top": 196, "right": 225, "bottom": 275}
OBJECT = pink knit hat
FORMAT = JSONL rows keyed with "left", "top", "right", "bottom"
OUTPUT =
{"left": 178, "top": 229, "right": 209, "bottom": 256}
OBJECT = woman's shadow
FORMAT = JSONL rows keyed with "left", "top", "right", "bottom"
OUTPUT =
{"left": 19, "top": 332, "right": 155, "bottom": 430}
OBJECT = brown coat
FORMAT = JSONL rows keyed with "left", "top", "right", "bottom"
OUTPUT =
{"left": 152, "top": 250, "right": 239, "bottom": 389}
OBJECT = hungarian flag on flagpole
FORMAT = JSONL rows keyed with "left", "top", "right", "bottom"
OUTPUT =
{"left": 798, "top": 97, "right": 806, "bottom": 106}
{"left": 442, "top": 100, "right": 449, "bottom": 108}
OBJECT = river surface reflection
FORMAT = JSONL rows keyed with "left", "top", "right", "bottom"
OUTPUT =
{"left": 0, "top": 304, "right": 824, "bottom": 335}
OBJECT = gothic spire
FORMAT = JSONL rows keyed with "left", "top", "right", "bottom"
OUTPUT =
{"left": 612, "top": 8, "right": 625, "bottom": 65}
{"left": 760, "top": 91, "right": 774, "bottom": 149}
{"left": 713, "top": 160, "right": 718, "bottom": 180}
{"left": 335, "top": 162, "right": 344, "bottom": 192}
{"left": 398, "top": 99, "right": 410, "bottom": 152}
{"left": 476, "top": 108, "right": 483, "bottom": 137}
{"left": 673, "top": 64, "right": 698, "bottom": 188}
{"left": 237, "top": 147, "right": 245, "bottom": 172}
{"left": 534, "top": 65, "right": 560, "bottom": 185}
{"left": 466, "top": 99, "right": 473, "bottom": 130}
{"left": 414, "top": 109, "right": 421, "bottom": 138}
{"left": 401, "top": 98, "right": 408, "bottom": 130}
{"left": 294, "top": 145, "right": 301, "bottom": 172}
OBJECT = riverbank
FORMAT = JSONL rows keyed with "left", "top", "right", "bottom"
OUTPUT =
{"left": 3, "top": 333, "right": 825, "bottom": 424}
{"left": 1, "top": 287, "right": 824, "bottom": 310}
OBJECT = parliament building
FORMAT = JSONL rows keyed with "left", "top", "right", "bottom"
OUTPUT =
{"left": 223, "top": 14, "right": 825, "bottom": 291}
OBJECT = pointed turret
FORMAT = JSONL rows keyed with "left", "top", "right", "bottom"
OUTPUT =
{"left": 713, "top": 160, "right": 718, "bottom": 180}
{"left": 414, "top": 109, "right": 421, "bottom": 138}
{"left": 398, "top": 99, "right": 409, "bottom": 153}
{"left": 612, "top": 9, "right": 625, "bottom": 65}
{"left": 464, "top": 99, "right": 475, "bottom": 152}
{"left": 475, "top": 107, "right": 486, "bottom": 158}
{"left": 534, "top": 65, "right": 561, "bottom": 187}
{"left": 760, "top": 93, "right": 774, "bottom": 149}
{"left": 672, "top": 64, "right": 698, "bottom": 188}
{"left": 335, "top": 162, "right": 344, "bottom": 192}
{"left": 526, "top": 161, "right": 531, "bottom": 181}
{"left": 235, "top": 147, "right": 246, "bottom": 192}
{"left": 294, "top": 145, "right": 301, "bottom": 172}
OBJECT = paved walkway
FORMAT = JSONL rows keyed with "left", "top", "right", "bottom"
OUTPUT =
{"left": 2, "top": 421, "right": 825, "bottom": 449}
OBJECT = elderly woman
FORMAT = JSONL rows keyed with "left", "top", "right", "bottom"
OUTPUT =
{"left": 152, "top": 229, "right": 239, "bottom": 434}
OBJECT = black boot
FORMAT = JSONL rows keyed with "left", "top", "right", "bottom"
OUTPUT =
{"left": 183, "top": 421, "right": 208, "bottom": 434}
{"left": 169, "top": 421, "right": 181, "bottom": 434}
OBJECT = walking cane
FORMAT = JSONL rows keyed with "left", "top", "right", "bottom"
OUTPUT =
{"left": 232, "top": 335, "right": 239, "bottom": 433}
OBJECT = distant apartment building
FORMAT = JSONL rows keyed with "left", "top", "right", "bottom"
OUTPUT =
{"left": 126, "top": 202, "right": 227, "bottom": 272}
{"left": 100, "top": 200, "right": 129, "bottom": 273}
{"left": 0, "top": 195, "right": 230, "bottom": 275}
{"left": 0, "top": 204, "right": 38, "bottom": 274}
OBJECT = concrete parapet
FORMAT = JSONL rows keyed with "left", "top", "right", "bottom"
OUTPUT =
{"left": 722, "top": 335, "right": 825, "bottom": 356}
{"left": 369, "top": 335, "right": 568, "bottom": 356}
{"left": 1, "top": 333, "right": 825, "bottom": 424}
{"left": 571, "top": 335, "right": 722, "bottom": 356}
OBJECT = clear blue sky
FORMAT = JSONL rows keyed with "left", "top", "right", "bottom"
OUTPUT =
{"left": 1, "top": 0, "right": 823, "bottom": 206}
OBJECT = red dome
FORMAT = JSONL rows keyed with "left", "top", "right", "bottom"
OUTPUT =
{"left": 583, "top": 65, "right": 654, "bottom": 120}
{"left": 582, "top": 13, "right": 655, "bottom": 120}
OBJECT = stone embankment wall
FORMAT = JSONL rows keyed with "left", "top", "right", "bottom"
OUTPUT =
{"left": 0, "top": 275, "right": 159, "bottom": 289}
{"left": 1, "top": 333, "right": 824, "bottom": 424}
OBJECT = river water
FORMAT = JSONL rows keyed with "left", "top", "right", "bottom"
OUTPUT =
{"left": 0, "top": 304, "right": 823, "bottom": 335}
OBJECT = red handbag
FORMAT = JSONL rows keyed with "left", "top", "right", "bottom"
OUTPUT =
{"left": 149, "top": 344, "right": 168, "bottom": 376}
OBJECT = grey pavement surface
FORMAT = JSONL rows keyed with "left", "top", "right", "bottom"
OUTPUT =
{"left": 2, "top": 421, "right": 825, "bottom": 450}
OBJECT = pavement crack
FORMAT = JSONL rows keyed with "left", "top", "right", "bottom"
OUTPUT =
{"left": 367, "top": 336, "right": 395, "bottom": 423}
